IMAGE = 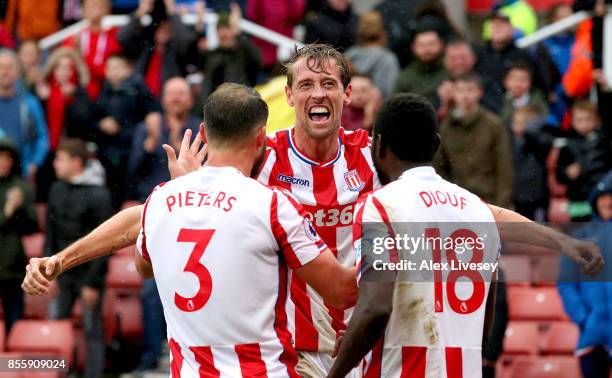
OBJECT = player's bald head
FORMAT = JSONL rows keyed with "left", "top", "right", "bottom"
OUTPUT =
{"left": 203, "top": 83, "right": 268, "bottom": 147}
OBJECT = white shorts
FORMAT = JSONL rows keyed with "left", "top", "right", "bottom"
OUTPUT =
{"left": 296, "top": 351, "right": 362, "bottom": 378}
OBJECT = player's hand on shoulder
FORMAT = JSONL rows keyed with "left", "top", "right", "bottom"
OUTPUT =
{"left": 22, "top": 255, "right": 63, "bottom": 295}
{"left": 162, "top": 127, "right": 207, "bottom": 180}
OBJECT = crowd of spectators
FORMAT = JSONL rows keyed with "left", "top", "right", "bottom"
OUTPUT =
{"left": 0, "top": 0, "right": 611, "bottom": 376}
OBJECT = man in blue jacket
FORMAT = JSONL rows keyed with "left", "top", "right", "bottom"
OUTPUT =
{"left": 558, "top": 170, "right": 612, "bottom": 377}
{"left": 0, "top": 49, "right": 48, "bottom": 178}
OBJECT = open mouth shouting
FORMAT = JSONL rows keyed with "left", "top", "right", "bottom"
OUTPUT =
{"left": 308, "top": 106, "right": 331, "bottom": 123}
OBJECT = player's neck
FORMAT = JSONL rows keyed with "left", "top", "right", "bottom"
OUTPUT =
{"left": 204, "top": 149, "right": 254, "bottom": 177}
{"left": 293, "top": 127, "right": 339, "bottom": 163}
{"left": 389, "top": 162, "right": 432, "bottom": 182}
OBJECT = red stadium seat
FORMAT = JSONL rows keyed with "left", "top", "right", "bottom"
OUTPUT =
{"left": 541, "top": 322, "right": 579, "bottom": 355}
{"left": 548, "top": 198, "right": 570, "bottom": 224}
{"left": 22, "top": 233, "right": 45, "bottom": 259}
{"left": 506, "top": 356, "right": 581, "bottom": 378}
{"left": 500, "top": 255, "right": 532, "bottom": 286}
{"left": 23, "top": 291, "right": 54, "bottom": 320}
{"left": 503, "top": 321, "right": 540, "bottom": 355}
{"left": 508, "top": 287, "right": 568, "bottom": 321}
{"left": 0, "top": 321, "right": 4, "bottom": 351}
{"left": 532, "top": 255, "right": 561, "bottom": 286}
{"left": 7, "top": 320, "right": 74, "bottom": 365}
{"left": 74, "top": 328, "right": 86, "bottom": 372}
{"left": 106, "top": 256, "right": 142, "bottom": 295}
{"left": 115, "top": 245, "right": 134, "bottom": 257}
{"left": 111, "top": 296, "right": 143, "bottom": 340}
{"left": 0, "top": 353, "right": 22, "bottom": 378}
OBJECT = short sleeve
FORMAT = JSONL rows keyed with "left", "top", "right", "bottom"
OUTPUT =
{"left": 353, "top": 193, "right": 397, "bottom": 284}
{"left": 270, "top": 189, "right": 326, "bottom": 270}
{"left": 136, "top": 182, "right": 166, "bottom": 262}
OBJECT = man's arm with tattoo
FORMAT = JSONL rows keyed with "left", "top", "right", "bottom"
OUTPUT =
{"left": 22, "top": 205, "right": 142, "bottom": 295}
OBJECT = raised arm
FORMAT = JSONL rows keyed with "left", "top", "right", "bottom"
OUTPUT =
{"left": 489, "top": 205, "right": 604, "bottom": 275}
{"left": 22, "top": 205, "right": 142, "bottom": 295}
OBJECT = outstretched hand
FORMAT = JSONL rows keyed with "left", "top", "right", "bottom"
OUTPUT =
{"left": 162, "top": 127, "right": 208, "bottom": 180}
{"left": 560, "top": 237, "right": 605, "bottom": 277}
{"left": 22, "top": 255, "right": 63, "bottom": 295}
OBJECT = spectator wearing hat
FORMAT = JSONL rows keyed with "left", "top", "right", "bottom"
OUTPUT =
{"left": 558, "top": 170, "right": 612, "bottom": 378}
{"left": 482, "top": 0, "right": 538, "bottom": 40}
{"left": 475, "top": 10, "right": 556, "bottom": 112}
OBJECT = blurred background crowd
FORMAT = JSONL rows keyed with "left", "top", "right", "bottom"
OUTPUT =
{"left": 0, "top": 0, "right": 611, "bottom": 377}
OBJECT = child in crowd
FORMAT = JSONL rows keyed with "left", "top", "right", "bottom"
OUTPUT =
{"left": 501, "top": 61, "right": 549, "bottom": 126}
{"left": 556, "top": 100, "right": 611, "bottom": 220}
{"left": 510, "top": 105, "right": 554, "bottom": 221}
{"left": 92, "top": 54, "right": 159, "bottom": 208}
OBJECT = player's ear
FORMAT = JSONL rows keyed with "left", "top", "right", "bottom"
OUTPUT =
{"left": 432, "top": 133, "right": 441, "bottom": 156}
{"left": 256, "top": 125, "right": 266, "bottom": 147}
{"left": 200, "top": 123, "right": 207, "bottom": 143}
{"left": 285, "top": 84, "right": 295, "bottom": 107}
{"left": 343, "top": 83, "right": 352, "bottom": 106}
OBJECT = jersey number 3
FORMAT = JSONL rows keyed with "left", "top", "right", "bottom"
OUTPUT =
{"left": 175, "top": 228, "right": 215, "bottom": 312}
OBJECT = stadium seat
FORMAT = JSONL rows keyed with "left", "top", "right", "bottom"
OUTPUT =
{"left": 22, "top": 233, "right": 45, "bottom": 259}
{"left": 548, "top": 198, "right": 570, "bottom": 224}
{"left": 115, "top": 245, "right": 134, "bottom": 257}
{"left": 0, "top": 321, "right": 4, "bottom": 351}
{"left": 541, "top": 322, "right": 579, "bottom": 355}
{"left": 506, "top": 356, "right": 581, "bottom": 378}
{"left": 24, "top": 291, "right": 54, "bottom": 319}
{"left": 106, "top": 256, "right": 142, "bottom": 295}
{"left": 110, "top": 296, "right": 143, "bottom": 340}
{"left": 503, "top": 321, "right": 540, "bottom": 355}
{"left": 500, "top": 255, "right": 531, "bottom": 286}
{"left": 74, "top": 328, "right": 86, "bottom": 372}
{"left": 0, "top": 353, "right": 22, "bottom": 378}
{"left": 508, "top": 287, "right": 568, "bottom": 321}
{"left": 7, "top": 320, "right": 74, "bottom": 365}
{"left": 532, "top": 255, "right": 561, "bottom": 286}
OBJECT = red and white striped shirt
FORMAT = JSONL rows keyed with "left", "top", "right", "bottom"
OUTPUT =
{"left": 137, "top": 166, "right": 326, "bottom": 377}
{"left": 257, "top": 127, "right": 380, "bottom": 352}
{"left": 353, "top": 167, "right": 501, "bottom": 378}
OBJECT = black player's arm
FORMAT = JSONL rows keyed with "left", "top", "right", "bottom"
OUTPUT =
{"left": 134, "top": 247, "right": 153, "bottom": 278}
{"left": 327, "top": 280, "right": 395, "bottom": 378}
{"left": 327, "top": 245, "right": 397, "bottom": 378}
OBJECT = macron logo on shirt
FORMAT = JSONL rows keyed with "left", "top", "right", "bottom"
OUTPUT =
{"left": 277, "top": 174, "right": 311, "bottom": 187}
